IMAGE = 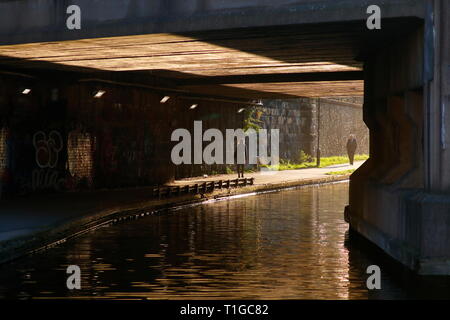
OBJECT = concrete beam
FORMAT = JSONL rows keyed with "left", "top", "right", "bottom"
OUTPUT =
{"left": 175, "top": 71, "right": 364, "bottom": 85}
{"left": 0, "top": 0, "right": 426, "bottom": 46}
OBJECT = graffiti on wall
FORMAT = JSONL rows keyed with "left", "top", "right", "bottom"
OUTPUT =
{"left": 31, "top": 168, "right": 66, "bottom": 191}
{"left": 33, "top": 131, "right": 63, "bottom": 168}
{"left": 30, "top": 130, "right": 66, "bottom": 191}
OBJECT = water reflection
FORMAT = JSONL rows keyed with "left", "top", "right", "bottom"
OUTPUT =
{"left": 0, "top": 182, "right": 449, "bottom": 299}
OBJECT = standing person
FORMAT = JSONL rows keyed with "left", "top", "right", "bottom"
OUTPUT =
{"left": 234, "top": 138, "right": 246, "bottom": 178}
{"left": 346, "top": 134, "right": 357, "bottom": 165}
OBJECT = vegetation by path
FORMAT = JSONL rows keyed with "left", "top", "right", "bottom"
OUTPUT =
{"left": 325, "top": 169, "right": 356, "bottom": 175}
{"left": 263, "top": 154, "right": 368, "bottom": 171}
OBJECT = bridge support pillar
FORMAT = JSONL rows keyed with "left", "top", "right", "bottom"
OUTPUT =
{"left": 347, "top": 0, "right": 450, "bottom": 275}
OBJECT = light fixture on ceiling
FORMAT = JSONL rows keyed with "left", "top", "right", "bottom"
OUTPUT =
{"left": 93, "top": 90, "right": 106, "bottom": 98}
{"left": 189, "top": 104, "right": 198, "bottom": 110}
{"left": 237, "top": 108, "right": 246, "bottom": 113}
{"left": 22, "top": 88, "right": 31, "bottom": 95}
{"left": 160, "top": 96, "right": 171, "bottom": 103}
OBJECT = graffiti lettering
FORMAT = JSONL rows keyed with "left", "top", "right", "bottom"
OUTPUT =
{"left": 33, "top": 131, "right": 63, "bottom": 169}
{"left": 32, "top": 169, "right": 66, "bottom": 191}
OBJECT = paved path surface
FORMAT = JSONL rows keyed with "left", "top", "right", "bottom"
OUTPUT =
{"left": 173, "top": 161, "right": 364, "bottom": 186}
{"left": 0, "top": 161, "right": 364, "bottom": 258}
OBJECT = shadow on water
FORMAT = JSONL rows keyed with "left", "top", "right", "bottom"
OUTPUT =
{"left": 345, "top": 228, "right": 450, "bottom": 300}
{"left": 0, "top": 182, "right": 449, "bottom": 300}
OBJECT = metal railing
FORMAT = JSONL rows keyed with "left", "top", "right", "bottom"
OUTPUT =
{"left": 150, "top": 178, "right": 255, "bottom": 199}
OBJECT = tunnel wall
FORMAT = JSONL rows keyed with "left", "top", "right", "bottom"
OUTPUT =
{"left": 66, "top": 82, "right": 176, "bottom": 189}
{"left": 172, "top": 99, "right": 244, "bottom": 179}
{"left": 0, "top": 74, "right": 175, "bottom": 196}
{"left": 0, "top": 72, "right": 244, "bottom": 198}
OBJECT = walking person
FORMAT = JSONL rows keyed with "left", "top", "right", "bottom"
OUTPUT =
{"left": 346, "top": 134, "right": 357, "bottom": 165}
{"left": 234, "top": 137, "right": 246, "bottom": 178}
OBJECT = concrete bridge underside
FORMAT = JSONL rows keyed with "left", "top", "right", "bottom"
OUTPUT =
{"left": 0, "top": 0, "right": 449, "bottom": 275}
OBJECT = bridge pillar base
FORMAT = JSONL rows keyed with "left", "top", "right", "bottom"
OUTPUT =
{"left": 348, "top": 186, "right": 450, "bottom": 275}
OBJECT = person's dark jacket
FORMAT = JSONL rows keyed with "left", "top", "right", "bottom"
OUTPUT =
{"left": 346, "top": 138, "right": 357, "bottom": 154}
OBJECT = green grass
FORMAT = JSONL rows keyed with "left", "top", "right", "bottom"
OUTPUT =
{"left": 263, "top": 154, "right": 369, "bottom": 171}
{"left": 325, "top": 169, "right": 356, "bottom": 175}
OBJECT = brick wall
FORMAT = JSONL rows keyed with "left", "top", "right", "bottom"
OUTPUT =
{"left": 318, "top": 98, "right": 369, "bottom": 157}
{"left": 67, "top": 131, "right": 94, "bottom": 188}
{"left": 260, "top": 98, "right": 315, "bottom": 162}
{"left": 261, "top": 97, "right": 369, "bottom": 162}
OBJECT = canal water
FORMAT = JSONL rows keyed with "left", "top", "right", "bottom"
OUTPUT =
{"left": 0, "top": 182, "right": 449, "bottom": 300}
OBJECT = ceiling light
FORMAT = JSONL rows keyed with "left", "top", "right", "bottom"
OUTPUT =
{"left": 160, "top": 96, "right": 170, "bottom": 103}
{"left": 22, "top": 88, "right": 31, "bottom": 95}
{"left": 94, "top": 90, "right": 106, "bottom": 98}
{"left": 189, "top": 104, "right": 198, "bottom": 110}
{"left": 238, "top": 108, "right": 246, "bottom": 113}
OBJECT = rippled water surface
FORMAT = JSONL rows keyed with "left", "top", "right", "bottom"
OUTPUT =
{"left": 1, "top": 183, "right": 449, "bottom": 300}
